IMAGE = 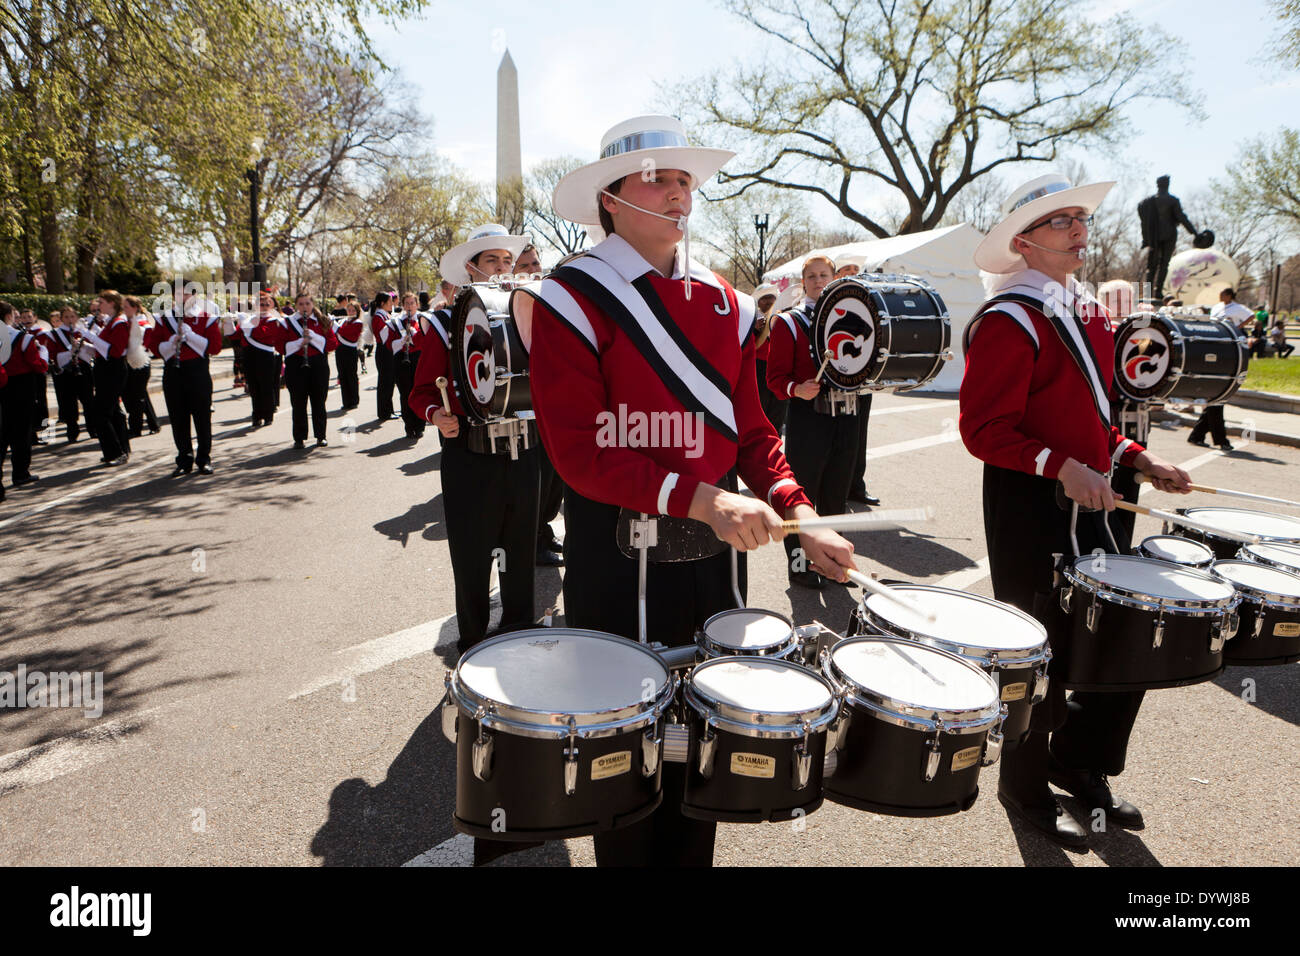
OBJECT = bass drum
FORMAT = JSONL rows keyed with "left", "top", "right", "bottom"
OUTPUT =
{"left": 1113, "top": 312, "right": 1247, "bottom": 405}
{"left": 450, "top": 284, "right": 532, "bottom": 424}
{"left": 813, "top": 273, "right": 952, "bottom": 392}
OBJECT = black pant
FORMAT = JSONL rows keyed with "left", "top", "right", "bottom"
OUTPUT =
{"left": 562, "top": 490, "right": 743, "bottom": 866}
{"left": 1108, "top": 463, "right": 1141, "bottom": 553}
{"left": 1278, "top": 342, "right": 1295, "bottom": 359}
{"left": 124, "top": 365, "right": 158, "bottom": 435}
{"left": 335, "top": 345, "right": 360, "bottom": 409}
{"left": 285, "top": 353, "right": 329, "bottom": 442}
{"left": 374, "top": 345, "right": 394, "bottom": 419}
{"left": 982, "top": 464, "right": 1144, "bottom": 805}
{"left": 393, "top": 350, "right": 423, "bottom": 437}
{"left": 1146, "top": 239, "right": 1176, "bottom": 298}
{"left": 537, "top": 445, "right": 565, "bottom": 547}
{"left": 53, "top": 366, "right": 95, "bottom": 441}
{"left": 162, "top": 359, "right": 213, "bottom": 467}
{"left": 0, "top": 372, "right": 38, "bottom": 482}
{"left": 440, "top": 434, "right": 539, "bottom": 648}
{"left": 1189, "top": 404, "right": 1228, "bottom": 446}
{"left": 243, "top": 347, "right": 279, "bottom": 424}
{"left": 848, "top": 392, "right": 873, "bottom": 497}
{"left": 755, "top": 357, "right": 787, "bottom": 433}
{"left": 782, "top": 399, "right": 859, "bottom": 571}
{"left": 31, "top": 372, "right": 49, "bottom": 433}
{"left": 93, "top": 357, "right": 131, "bottom": 462}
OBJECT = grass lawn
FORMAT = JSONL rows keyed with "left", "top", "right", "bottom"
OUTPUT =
{"left": 1244, "top": 356, "right": 1300, "bottom": 396}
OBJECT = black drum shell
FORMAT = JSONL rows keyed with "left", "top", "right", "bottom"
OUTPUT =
{"left": 1113, "top": 313, "right": 1246, "bottom": 405}
{"left": 989, "top": 664, "right": 1039, "bottom": 746}
{"left": 680, "top": 717, "right": 827, "bottom": 823}
{"left": 452, "top": 715, "right": 661, "bottom": 841}
{"left": 1058, "top": 595, "right": 1225, "bottom": 691}
{"left": 1222, "top": 597, "right": 1300, "bottom": 666}
{"left": 824, "top": 707, "right": 987, "bottom": 817}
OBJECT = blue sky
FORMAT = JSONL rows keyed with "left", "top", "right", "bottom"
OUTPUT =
{"left": 363, "top": 0, "right": 1291, "bottom": 228}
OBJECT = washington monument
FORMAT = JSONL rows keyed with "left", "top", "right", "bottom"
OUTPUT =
{"left": 496, "top": 50, "right": 522, "bottom": 223}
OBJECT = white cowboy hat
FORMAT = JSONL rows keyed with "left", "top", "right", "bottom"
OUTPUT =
{"left": 440, "top": 223, "right": 531, "bottom": 285}
{"left": 552, "top": 115, "right": 735, "bottom": 225}
{"left": 973, "top": 173, "right": 1115, "bottom": 274}
{"left": 754, "top": 283, "right": 779, "bottom": 301}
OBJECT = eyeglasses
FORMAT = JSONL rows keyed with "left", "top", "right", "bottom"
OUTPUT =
{"left": 1022, "top": 214, "right": 1094, "bottom": 233}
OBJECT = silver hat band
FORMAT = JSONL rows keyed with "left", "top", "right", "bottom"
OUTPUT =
{"left": 1009, "top": 181, "right": 1072, "bottom": 213}
{"left": 600, "top": 130, "right": 689, "bottom": 159}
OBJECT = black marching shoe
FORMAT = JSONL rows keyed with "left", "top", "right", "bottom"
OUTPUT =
{"left": 197, "top": 464, "right": 214, "bottom": 475}
{"left": 1187, "top": 437, "right": 1209, "bottom": 447}
{"left": 1047, "top": 757, "right": 1145, "bottom": 830}
{"left": 171, "top": 465, "right": 191, "bottom": 478}
{"left": 535, "top": 547, "right": 564, "bottom": 567}
{"left": 997, "top": 788, "right": 1088, "bottom": 848}
{"left": 293, "top": 439, "right": 305, "bottom": 450}
{"left": 848, "top": 489, "right": 881, "bottom": 506}
{"left": 13, "top": 474, "right": 40, "bottom": 487}
{"left": 1218, "top": 441, "right": 1235, "bottom": 452}
{"left": 316, "top": 438, "right": 328, "bottom": 447}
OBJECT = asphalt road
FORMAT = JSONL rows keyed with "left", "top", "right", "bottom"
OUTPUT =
{"left": 1, "top": 371, "right": 1297, "bottom": 867}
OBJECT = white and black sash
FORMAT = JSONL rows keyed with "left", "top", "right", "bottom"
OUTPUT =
{"left": 778, "top": 305, "right": 818, "bottom": 366}
{"left": 542, "top": 254, "right": 740, "bottom": 444}
{"left": 424, "top": 309, "right": 451, "bottom": 348}
{"left": 967, "top": 284, "right": 1112, "bottom": 428}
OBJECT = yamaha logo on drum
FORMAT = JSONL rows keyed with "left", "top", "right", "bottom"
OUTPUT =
{"left": 527, "top": 640, "right": 560, "bottom": 650}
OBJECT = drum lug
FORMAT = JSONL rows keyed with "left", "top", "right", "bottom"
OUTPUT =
{"left": 940, "top": 348, "right": 955, "bottom": 362}
{"left": 697, "top": 721, "right": 718, "bottom": 779}
{"left": 563, "top": 718, "right": 579, "bottom": 796}
{"left": 922, "top": 726, "right": 942, "bottom": 783}
{"left": 982, "top": 705, "right": 1008, "bottom": 767}
{"left": 791, "top": 721, "right": 813, "bottom": 791}
{"left": 1085, "top": 600, "right": 1102, "bottom": 633}
{"left": 472, "top": 708, "right": 493, "bottom": 782}
{"left": 1059, "top": 586, "right": 1072, "bottom": 614}
{"left": 641, "top": 726, "right": 662, "bottom": 777}
{"left": 1252, "top": 612, "right": 1264, "bottom": 640}
{"left": 440, "top": 680, "right": 458, "bottom": 744}
{"left": 1032, "top": 659, "right": 1050, "bottom": 705}
{"left": 1152, "top": 613, "right": 1166, "bottom": 650}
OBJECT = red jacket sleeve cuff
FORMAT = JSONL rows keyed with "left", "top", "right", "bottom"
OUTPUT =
{"left": 664, "top": 475, "right": 699, "bottom": 517}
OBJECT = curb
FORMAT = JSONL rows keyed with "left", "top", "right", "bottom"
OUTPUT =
{"left": 1232, "top": 389, "right": 1300, "bottom": 415}
{"left": 1164, "top": 409, "right": 1300, "bottom": 450}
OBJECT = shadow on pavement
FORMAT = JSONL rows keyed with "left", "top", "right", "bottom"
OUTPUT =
{"left": 375, "top": 493, "right": 447, "bottom": 547}
{"left": 848, "top": 526, "right": 978, "bottom": 580}
{"left": 1210, "top": 663, "right": 1299, "bottom": 726}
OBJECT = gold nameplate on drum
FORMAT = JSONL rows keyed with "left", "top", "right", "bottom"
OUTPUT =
{"left": 951, "top": 746, "right": 982, "bottom": 773}
{"left": 591, "top": 751, "right": 631, "bottom": 781}
{"left": 1001, "top": 682, "right": 1028, "bottom": 703}
{"left": 1274, "top": 622, "right": 1300, "bottom": 638}
{"left": 730, "top": 753, "right": 776, "bottom": 779}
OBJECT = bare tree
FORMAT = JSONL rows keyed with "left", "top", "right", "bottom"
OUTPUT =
{"left": 698, "top": 188, "right": 826, "bottom": 289}
{"left": 673, "top": 0, "right": 1198, "bottom": 237}
{"left": 524, "top": 157, "right": 589, "bottom": 256}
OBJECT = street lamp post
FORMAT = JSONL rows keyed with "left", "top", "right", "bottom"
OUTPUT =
{"left": 754, "top": 213, "right": 770, "bottom": 283}
{"left": 247, "top": 137, "right": 267, "bottom": 292}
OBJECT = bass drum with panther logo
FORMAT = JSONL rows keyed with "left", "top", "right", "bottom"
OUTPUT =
{"left": 450, "top": 283, "right": 533, "bottom": 424}
{"left": 813, "top": 274, "right": 953, "bottom": 392}
{"left": 1113, "top": 312, "right": 1247, "bottom": 405}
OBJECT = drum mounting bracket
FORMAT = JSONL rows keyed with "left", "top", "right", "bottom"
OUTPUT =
{"left": 563, "top": 718, "right": 579, "bottom": 796}
{"left": 472, "top": 707, "right": 494, "bottom": 782}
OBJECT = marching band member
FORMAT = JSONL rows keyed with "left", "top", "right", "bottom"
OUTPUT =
{"left": 370, "top": 292, "right": 397, "bottom": 421}
{"left": 1, "top": 299, "right": 49, "bottom": 487}
{"left": 144, "top": 287, "right": 223, "bottom": 475}
{"left": 960, "top": 173, "right": 1192, "bottom": 846}
{"left": 241, "top": 292, "right": 283, "bottom": 428}
{"left": 122, "top": 296, "right": 160, "bottom": 438}
{"left": 410, "top": 223, "right": 538, "bottom": 656}
{"left": 523, "top": 115, "right": 856, "bottom": 867}
{"left": 334, "top": 299, "right": 364, "bottom": 410}
{"left": 766, "top": 254, "right": 859, "bottom": 589}
{"left": 79, "top": 290, "right": 133, "bottom": 466}
{"left": 46, "top": 306, "right": 97, "bottom": 443}
{"left": 18, "top": 309, "right": 50, "bottom": 445}
{"left": 751, "top": 282, "right": 785, "bottom": 431}
{"left": 259, "top": 292, "right": 337, "bottom": 449}
{"left": 392, "top": 292, "right": 426, "bottom": 441}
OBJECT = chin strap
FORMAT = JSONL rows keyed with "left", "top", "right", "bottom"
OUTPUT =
{"left": 600, "top": 189, "right": 692, "bottom": 301}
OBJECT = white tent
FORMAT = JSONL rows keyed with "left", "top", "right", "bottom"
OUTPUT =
{"left": 762, "top": 223, "right": 985, "bottom": 392}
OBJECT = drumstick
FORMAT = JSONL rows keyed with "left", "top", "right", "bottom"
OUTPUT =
{"left": 1135, "top": 473, "right": 1300, "bottom": 509}
{"left": 780, "top": 507, "right": 936, "bottom": 534}
{"left": 845, "top": 569, "right": 938, "bottom": 622}
{"left": 435, "top": 375, "right": 451, "bottom": 411}
{"left": 813, "top": 348, "right": 834, "bottom": 383}
{"left": 1113, "top": 500, "right": 1263, "bottom": 545}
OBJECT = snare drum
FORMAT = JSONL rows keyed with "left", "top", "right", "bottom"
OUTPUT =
{"left": 1135, "top": 535, "right": 1215, "bottom": 568}
{"left": 1113, "top": 312, "right": 1247, "bottom": 405}
{"left": 857, "top": 585, "right": 1049, "bottom": 747}
{"left": 442, "top": 629, "right": 676, "bottom": 841}
{"left": 1211, "top": 560, "right": 1300, "bottom": 666}
{"left": 1239, "top": 542, "right": 1300, "bottom": 576}
{"left": 696, "top": 608, "right": 799, "bottom": 661}
{"left": 1167, "top": 507, "right": 1300, "bottom": 560}
{"left": 813, "top": 273, "right": 952, "bottom": 392}
{"left": 1058, "top": 555, "right": 1239, "bottom": 690}
{"left": 680, "top": 657, "right": 840, "bottom": 823}
{"left": 821, "top": 637, "right": 1004, "bottom": 817}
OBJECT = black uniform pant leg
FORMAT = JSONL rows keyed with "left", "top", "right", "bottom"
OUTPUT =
{"left": 53, "top": 373, "right": 78, "bottom": 439}
{"left": 393, "top": 354, "right": 422, "bottom": 437}
{"left": 440, "top": 436, "right": 498, "bottom": 649}
{"left": 1190, "top": 405, "right": 1228, "bottom": 446}
{"left": 495, "top": 448, "right": 540, "bottom": 630}
{"left": 186, "top": 361, "right": 214, "bottom": 466}
{"left": 33, "top": 372, "right": 49, "bottom": 428}
{"left": 162, "top": 365, "right": 193, "bottom": 468}
{"left": 1108, "top": 464, "right": 1141, "bottom": 553}
{"left": 285, "top": 356, "right": 311, "bottom": 442}
{"left": 820, "top": 410, "right": 860, "bottom": 518}
{"left": 848, "top": 393, "right": 872, "bottom": 497}
{"left": 375, "top": 347, "right": 394, "bottom": 419}
{"left": 536, "top": 446, "right": 565, "bottom": 547}
{"left": 309, "top": 357, "right": 329, "bottom": 440}
{"left": 75, "top": 369, "right": 96, "bottom": 435}
{"left": 0, "top": 375, "right": 35, "bottom": 481}
{"left": 93, "top": 360, "right": 129, "bottom": 461}
{"left": 782, "top": 400, "right": 831, "bottom": 569}
{"left": 142, "top": 368, "right": 158, "bottom": 431}
{"left": 336, "top": 347, "right": 359, "bottom": 408}
{"left": 249, "top": 350, "right": 277, "bottom": 423}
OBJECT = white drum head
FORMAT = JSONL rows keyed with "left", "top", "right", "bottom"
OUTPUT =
{"left": 1243, "top": 543, "right": 1300, "bottom": 573}
{"left": 864, "top": 588, "right": 1045, "bottom": 652}
{"left": 1213, "top": 560, "right": 1300, "bottom": 597}
{"left": 459, "top": 630, "right": 665, "bottom": 713}
{"left": 831, "top": 639, "right": 997, "bottom": 712}
{"left": 704, "top": 610, "right": 792, "bottom": 650}
{"left": 692, "top": 658, "right": 831, "bottom": 714}
{"left": 1139, "top": 535, "right": 1214, "bottom": 564}
{"left": 1075, "top": 555, "right": 1235, "bottom": 602}
{"left": 1183, "top": 507, "right": 1300, "bottom": 540}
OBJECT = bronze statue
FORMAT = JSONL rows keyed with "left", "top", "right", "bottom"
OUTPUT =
{"left": 1137, "top": 175, "right": 1210, "bottom": 299}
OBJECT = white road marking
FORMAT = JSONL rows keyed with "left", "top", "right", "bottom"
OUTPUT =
{"left": 286, "top": 614, "right": 459, "bottom": 700}
{"left": 869, "top": 400, "right": 959, "bottom": 417}
{"left": 935, "top": 556, "right": 992, "bottom": 591}
{"left": 403, "top": 833, "right": 474, "bottom": 867}
{"left": 866, "top": 430, "right": 961, "bottom": 460}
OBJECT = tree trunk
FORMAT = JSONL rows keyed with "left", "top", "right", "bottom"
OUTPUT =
{"left": 76, "top": 240, "right": 97, "bottom": 293}
{"left": 20, "top": 215, "right": 35, "bottom": 287}
{"left": 38, "top": 206, "right": 64, "bottom": 294}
